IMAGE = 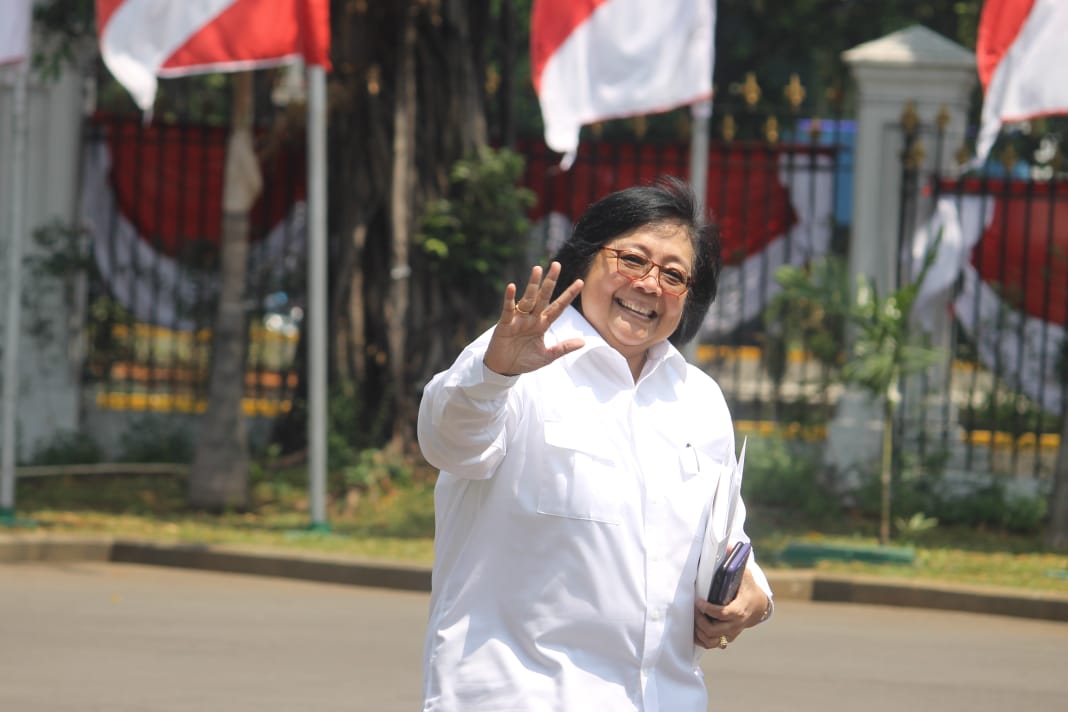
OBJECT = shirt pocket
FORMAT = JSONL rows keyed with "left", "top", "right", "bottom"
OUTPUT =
{"left": 537, "top": 419, "right": 623, "bottom": 525}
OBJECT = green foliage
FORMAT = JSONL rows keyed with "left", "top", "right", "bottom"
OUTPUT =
{"left": 28, "top": 430, "right": 103, "bottom": 467}
{"left": 117, "top": 417, "right": 194, "bottom": 463}
{"left": 341, "top": 448, "right": 412, "bottom": 493}
{"left": 740, "top": 430, "right": 840, "bottom": 522}
{"left": 894, "top": 512, "right": 939, "bottom": 541}
{"left": 31, "top": 0, "right": 96, "bottom": 80}
{"left": 935, "top": 481, "right": 1048, "bottom": 535}
{"left": 417, "top": 146, "right": 536, "bottom": 299}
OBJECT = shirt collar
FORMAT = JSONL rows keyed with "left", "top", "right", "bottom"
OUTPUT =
{"left": 548, "top": 306, "right": 689, "bottom": 379}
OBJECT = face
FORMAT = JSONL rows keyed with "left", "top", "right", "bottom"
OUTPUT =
{"left": 580, "top": 222, "right": 694, "bottom": 365}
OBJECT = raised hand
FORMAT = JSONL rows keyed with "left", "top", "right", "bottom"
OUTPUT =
{"left": 483, "top": 262, "right": 585, "bottom": 377}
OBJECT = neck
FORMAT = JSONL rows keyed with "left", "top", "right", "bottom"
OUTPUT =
{"left": 628, "top": 351, "right": 648, "bottom": 383}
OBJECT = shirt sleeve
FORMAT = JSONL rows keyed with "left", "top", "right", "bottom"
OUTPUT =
{"left": 730, "top": 497, "right": 775, "bottom": 621}
{"left": 416, "top": 335, "right": 519, "bottom": 480}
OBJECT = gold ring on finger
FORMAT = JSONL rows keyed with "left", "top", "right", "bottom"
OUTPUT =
{"left": 514, "top": 301, "right": 534, "bottom": 315}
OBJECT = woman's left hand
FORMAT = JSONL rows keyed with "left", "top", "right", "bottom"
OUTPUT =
{"left": 693, "top": 567, "right": 768, "bottom": 650}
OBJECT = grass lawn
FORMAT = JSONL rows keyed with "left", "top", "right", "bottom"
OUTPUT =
{"left": 8, "top": 467, "right": 1068, "bottom": 596}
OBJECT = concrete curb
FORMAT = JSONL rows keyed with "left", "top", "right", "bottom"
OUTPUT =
{"left": 3, "top": 534, "right": 1067, "bottom": 623}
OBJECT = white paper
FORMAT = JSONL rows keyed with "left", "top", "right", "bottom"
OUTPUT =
{"left": 694, "top": 437, "right": 747, "bottom": 604}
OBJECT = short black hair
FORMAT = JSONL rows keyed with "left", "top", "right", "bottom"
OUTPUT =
{"left": 550, "top": 175, "right": 722, "bottom": 346}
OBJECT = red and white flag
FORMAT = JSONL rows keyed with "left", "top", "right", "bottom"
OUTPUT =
{"left": 96, "top": 0, "right": 331, "bottom": 111}
{"left": 0, "top": 0, "right": 33, "bottom": 66}
{"left": 911, "top": 185, "right": 1068, "bottom": 415}
{"left": 530, "top": 0, "right": 714, "bottom": 167}
{"left": 975, "top": 0, "right": 1068, "bottom": 162}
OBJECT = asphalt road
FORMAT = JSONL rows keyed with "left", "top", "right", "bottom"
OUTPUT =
{"left": 2, "top": 562, "right": 1066, "bottom": 711}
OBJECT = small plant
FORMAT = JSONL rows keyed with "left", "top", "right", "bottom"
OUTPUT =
{"left": 894, "top": 512, "right": 939, "bottom": 540}
{"left": 768, "top": 231, "right": 945, "bottom": 545}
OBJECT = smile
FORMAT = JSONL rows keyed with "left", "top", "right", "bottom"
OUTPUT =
{"left": 615, "top": 297, "right": 656, "bottom": 319}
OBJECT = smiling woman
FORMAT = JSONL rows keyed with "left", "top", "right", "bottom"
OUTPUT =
{"left": 416, "top": 176, "right": 773, "bottom": 712}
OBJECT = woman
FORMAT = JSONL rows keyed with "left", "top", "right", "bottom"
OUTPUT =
{"left": 417, "top": 176, "right": 773, "bottom": 711}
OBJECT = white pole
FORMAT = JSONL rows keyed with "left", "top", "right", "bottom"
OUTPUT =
{"left": 1, "top": 61, "right": 29, "bottom": 517}
{"left": 684, "top": 99, "right": 712, "bottom": 363}
{"left": 306, "top": 64, "right": 328, "bottom": 530}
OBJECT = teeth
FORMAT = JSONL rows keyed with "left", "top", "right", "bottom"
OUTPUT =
{"left": 616, "top": 298, "right": 654, "bottom": 317}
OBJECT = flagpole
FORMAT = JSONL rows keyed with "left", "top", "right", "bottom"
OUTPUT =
{"left": 684, "top": 99, "right": 712, "bottom": 363}
{"left": 1, "top": 61, "right": 29, "bottom": 522}
{"left": 306, "top": 63, "right": 328, "bottom": 531}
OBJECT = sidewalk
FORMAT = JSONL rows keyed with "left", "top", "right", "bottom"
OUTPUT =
{"left": 3, "top": 532, "right": 1067, "bottom": 623}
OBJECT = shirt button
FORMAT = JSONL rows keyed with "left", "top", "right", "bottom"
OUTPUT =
{"left": 651, "top": 609, "right": 663, "bottom": 621}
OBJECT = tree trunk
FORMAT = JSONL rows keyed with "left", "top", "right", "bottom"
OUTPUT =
{"left": 189, "top": 73, "right": 258, "bottom": 511}
{"left": 325, "top": 1, "right": 492, "bottom": 451}
{"left": 385, "top": 1, "right": 417, "bottom": 449}
{"left": 1045, "top": 413, "right": 1068, "bottom": 551}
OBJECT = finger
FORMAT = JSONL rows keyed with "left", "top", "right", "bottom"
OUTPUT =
{"left": 542, "top": 278, "right": 584, "bottom": 320}
{"left": 516, "top": 265, "right": 543, "bottom": 311}
{"left": 543, "top": 337, "right": 585, "bottom": 363}
{"left": 500, "top": 282, "right": 519, "bottom": 322}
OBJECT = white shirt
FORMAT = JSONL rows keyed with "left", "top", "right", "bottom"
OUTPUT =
{"left": 417, "top": 306, "right": 772, "bottom": 712}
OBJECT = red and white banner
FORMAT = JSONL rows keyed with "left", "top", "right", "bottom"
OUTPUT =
{"left": 531, "top": 0, "right": 714, "bottom": 167}
{"left": 96, "top": 0, "right": 331, "bottom": 111}
{"left": 975, "top": 0, "right": 1068, "bottom": 163}
{"left": 80, "top": 119, "right": 307, "bottom": 331}
{"left": 0, "top": 0, "right": 33, "bottom": 66}
{"left": 521, "top": 141, "right": 835, "bottom": 335}
{"left": 911, "top": 184, "right": 1068, "bottom": 414}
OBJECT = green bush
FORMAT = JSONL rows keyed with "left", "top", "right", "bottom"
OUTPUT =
{"left": 117, "top": 417, "right": 193, "bottom": 463}
{"left": 28, "top": 430, "right": 103, "bottom": 466}
{"left": 740, "top": 430, "right": 840, "bottom": 522}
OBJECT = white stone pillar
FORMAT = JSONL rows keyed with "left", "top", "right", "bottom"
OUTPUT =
{"left": 0, "top": 61, "right": 86, "bottom": 463}
{"left": 827, "top": 26, "right": 976, "bottom": 487}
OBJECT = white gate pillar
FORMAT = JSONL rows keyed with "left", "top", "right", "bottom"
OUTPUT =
{"left": 0, "top": 61, "right": 86, "bottom": 465}
{"left": 827, "top": 26, "right": 975, "bottom": 486}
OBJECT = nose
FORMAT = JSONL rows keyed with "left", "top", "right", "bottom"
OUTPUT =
{"left": 634, "top": 268, "right": 663, "bottom": 294}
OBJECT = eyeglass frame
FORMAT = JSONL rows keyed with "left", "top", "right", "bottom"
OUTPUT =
{"left": 599, "top": 247, "right": 693, "bottom": 296}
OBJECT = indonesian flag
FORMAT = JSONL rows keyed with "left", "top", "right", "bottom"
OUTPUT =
{"left": 531, "top": 0, "right": 714, "bottom": 167}
{"left": 0, "top": 0, "right": 33, "bottom": 66}
{"left": 96, "top": 0, "right": 331, "bottom": 111}
{"left": 974, "top": 0, "right": 1068, "bottom": 163}
{"left": 911, "top": 183, "right": 1068, "bottom": 415}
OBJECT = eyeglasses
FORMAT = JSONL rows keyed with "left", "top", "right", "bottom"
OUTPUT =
{"left": 601, "top": 247, "right": 692, "bottom": 296}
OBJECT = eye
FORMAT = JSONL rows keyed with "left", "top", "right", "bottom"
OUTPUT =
{"left": 661, "top": 268, "right": 688, "bottom": 287}
{"left": 618, "top": 252, "right": 649, "bottom": 270}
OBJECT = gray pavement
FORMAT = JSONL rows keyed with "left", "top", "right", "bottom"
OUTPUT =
{"left": 2, "top": 560, "right": 1067, "bottom": 712}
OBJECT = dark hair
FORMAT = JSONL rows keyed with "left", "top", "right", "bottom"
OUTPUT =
{"left": 550, "top": 175, "right": 722, "bottom": 346}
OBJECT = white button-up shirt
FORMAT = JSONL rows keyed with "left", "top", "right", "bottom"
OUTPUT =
{"left": 418, "top": 306, "right": 772, "bottom": 712}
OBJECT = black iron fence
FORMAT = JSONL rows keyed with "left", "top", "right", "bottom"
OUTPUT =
{"left": 896, "top": 113, "right": 1066, "bottom": 480}
{"left": 80, "top": 113, "right": 307, "bottom": 420}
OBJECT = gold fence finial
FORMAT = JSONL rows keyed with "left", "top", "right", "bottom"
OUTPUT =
{"left": 631, "top": 115, "right": 648, "bottom": 138}
{"left": 936, "top": 105, "right": 950, "bottom": 131}
{"left": 901, "top": 101, "right": 919, "bottom": 135}
{"left": 741, "top": 72, "right": 761, "bottom": 108}
{"left": 721, "top": 114, "right": 736, "bottom": 142}
{"left": 784, "top": 74, "right": 806, "bottom": 112}
{"left": 764, "top": 116, "right": 780, "bottom": 144}
{"left": 906, "top": 139, "right": 926, "bottom": 169}
{"left": 955, "top": 143, "right": 971, "bottom": 166}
